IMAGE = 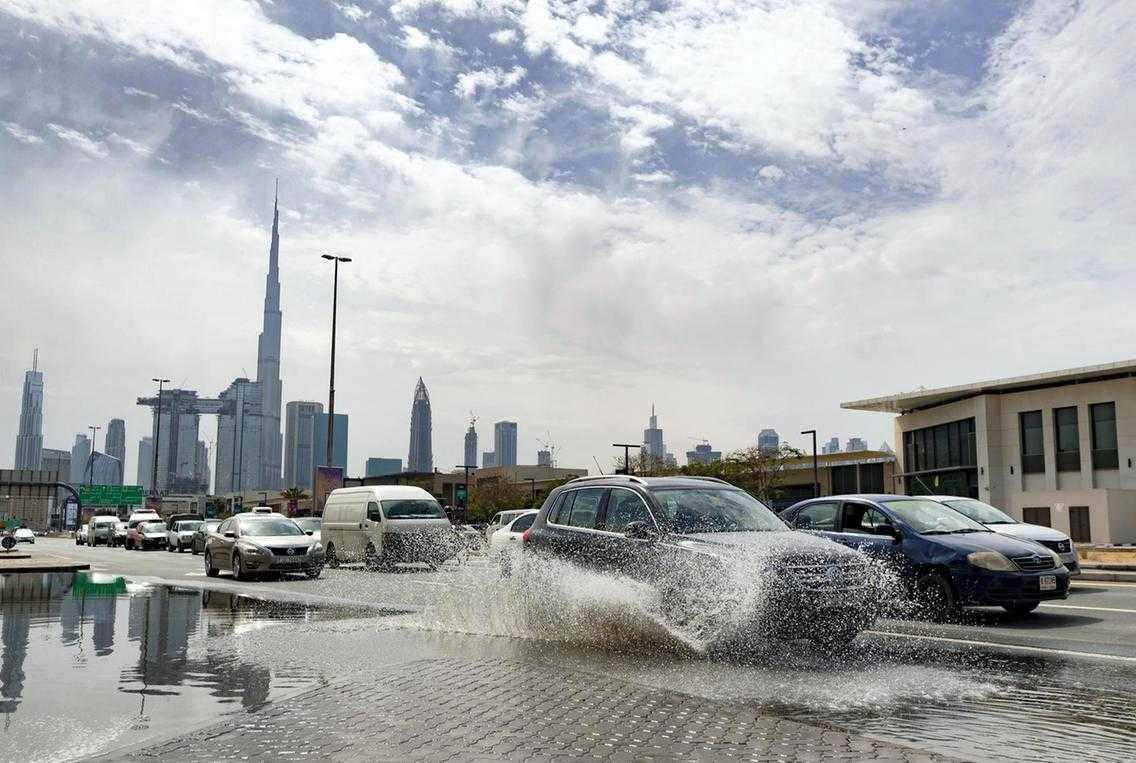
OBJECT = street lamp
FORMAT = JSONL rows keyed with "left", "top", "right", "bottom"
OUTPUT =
{"left": 612, "top": 443, "right": 639, "bottom": 475}
{"left": 87, "top": 425, "right": 101, "bottom": 485}
{"left": 457, "top": 464, "right": 476, "bottom": 518}
{"left": 150, "top": 378, "right": 170, "bottom": 496}
{"left": 321, "top": 254, "right": 352, "bottom": 468}
{"left": 801, "top": 429, "right": 819, "bottom": 498}
{"left": 524, "top": 477, "right": 537, "bottom": 503}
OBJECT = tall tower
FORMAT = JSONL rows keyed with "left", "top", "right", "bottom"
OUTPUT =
{"left": 105, "top": 418, "right": 126, "bottom": 483}
{"left": 494, "top": 421, "right": 517, "bottom": 467}
{"left": 464, "top": 417, "right": 478, "bottom": 468}
{"left": 14, "top": 350, "right": 44, "bottom": 470}
{"left": 255, "top": 181, "right": 284, "bottom": 489}
{"left": 407, "top": 378, "right": 433, "bottom": 472}
{"left": 643, "top": 404, "right": 665, "bottom": 461}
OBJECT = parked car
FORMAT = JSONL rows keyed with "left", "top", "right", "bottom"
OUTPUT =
{"left": 75, "top": 525, "right": 89, "bottom": 545}
{"left": 488, "top": 510, "right": 537, "bottom": 554}
{"left": 88, "top": 516, "right": 118, "bottom": 546}
{"left": 781, "top": 494, "right": 1071, "bottom": 619}
{"left": 204, "top": 513, "right": 324, "bottom": 580}
{"left": 524, "top": 475, "right": 882, "bottom": 646}
{"left": 113, "top": 521, "right": 128, "bottom": 547}
{"left": 321, "top": 486, "right": 457, "bottom": 570}
{"left": 484, "top": 510, "right": 533, "bottom": 542}
{"left": 165, "top": 512, "right": 203, "bottom": 530}
{"left": 293, "top": 517, "right": 321, "bottom": 543}
{"left": 14, "top": 528, "right": 35, "bottom": 544}
{"left": 127, "top": 520, "right": 169, "bottom": 550}
{"left": 925, "top": 496, "right": 1080, "bottom": 575}
{"left": 191, "top": 520, "right": 221, "bottom": 555}
{"left": 167, "top": 520, "right": 204, "bottom": 552}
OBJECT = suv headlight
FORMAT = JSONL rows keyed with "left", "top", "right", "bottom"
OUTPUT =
{"left": 968, "top": 551, "right": 1016, "bottom": 571}
{"left": 1045, "top": 548, "right": 1063, "bottom": 567}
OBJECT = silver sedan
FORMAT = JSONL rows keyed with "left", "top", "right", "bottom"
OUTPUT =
{"left": 204, "top": 514, "right": 325, "bottom": 580}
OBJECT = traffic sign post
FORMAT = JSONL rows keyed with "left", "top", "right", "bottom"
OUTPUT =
{"left": 77, "top": 485, "right": 146, "bottom": 507}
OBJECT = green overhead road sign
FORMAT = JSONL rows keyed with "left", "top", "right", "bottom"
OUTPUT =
{"left": 78, "top": 485, "right": 146, "bottom": 507}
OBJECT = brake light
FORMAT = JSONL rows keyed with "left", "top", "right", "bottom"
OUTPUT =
{"left": 521, "top": 529, "right": 531, "bottom": 543}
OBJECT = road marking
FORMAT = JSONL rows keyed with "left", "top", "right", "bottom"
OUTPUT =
{"left": 184, "top": 572, "right": 205, "bottom": 577}
{"left": 868, "top": 629, "right": 1136, "bottom": 662}
{"left": 1040, "top": 603, "right": 1136, "bottom": 615}
{"left": 1073, "top": 580, "right": 1136, "bottom": 588}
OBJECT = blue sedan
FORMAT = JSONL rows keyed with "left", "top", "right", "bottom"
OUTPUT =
{"left": 781, "top": 494, "right": 1070, "bottom": 620}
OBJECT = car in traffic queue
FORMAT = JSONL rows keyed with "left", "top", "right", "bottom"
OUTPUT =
{"left": 167, "top": 519, "right": 204, "bottom": 553}
{"left": 87, "top": 515, "right": 119, "bottom": 546}
{"left": 489, "top": 510, "right": 537, "bottom": 554}
{"left": 75, "top": 524, "right": 89, "bottom": 545}
{"left": 924, "top": 495, "right": 1080, "bottom": 575}
{"left": 484, "top": 510, "right": 532, "bottom": 542}
{"left": 204, "top": 512, "right": 324, "bottom": 580}
{"left": 781, "top": 494, "right": 1071, "bottom": 619}
{"left": 321, "top": 486, "right": 458, "bottom": 570}
{"left": 524, "top": 475, "right": 883, "bottom": 647}
{"left": 14, "top": 527, "right": 35, "bottom": 544}
{"left": 293, "top": 516, "right": 321, "bottom": 543}
{"left": 127, "top": 520, "right": 169, "bottom": 550}
{"left": 112, "top": 521, "right": 128, "bottom": 547}
{"left": 191, "top": 519, "right": 221, "bottom": 555}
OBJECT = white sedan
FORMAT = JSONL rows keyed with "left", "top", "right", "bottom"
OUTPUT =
{"left": 14, "top": 528, "right": 35, "bottom": 544}
{"left": 488, "top": 510, "right": 538, "bottom": 553}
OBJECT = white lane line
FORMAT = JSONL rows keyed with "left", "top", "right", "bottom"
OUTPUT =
{"left": 184, "top": 572, "right": 206, "bottom": 577}
{"left": 868, "top": 629, "right": 1136, "bottom": 662}
{"left": 1073, "top": 580, "right": 1136, "bottom": 588}
{"left": 1040, "top": 603, "right": 1136, "bottom": 615}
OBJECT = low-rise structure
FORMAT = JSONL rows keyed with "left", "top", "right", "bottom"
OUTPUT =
{"left": 769, "top": 451, "right": 897, "bottom": 511}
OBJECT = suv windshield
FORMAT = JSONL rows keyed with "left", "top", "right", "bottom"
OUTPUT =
{"left": 650, "top": 488, "right": 785, "bottom": 533}
{"left": 142, "top": 522, "right": 166, "bottom": 532}
{"left": 880, "top": 499, "right": 989, "bottom": 534}
{"left": 941, "top": 498, "right": 1016, "bottom": 525}
{"left": 381, "top": 500, "right": 447, "bottom": 519}
{"left": 240, "top": 519, "right": 304, "bottom": 537}
{"left": 177, "top": 521, "right": 203, "bottom": 531}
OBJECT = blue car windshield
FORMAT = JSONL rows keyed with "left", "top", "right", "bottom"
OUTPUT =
{"left": 650, "top": 488, "right": 786, "bottom": 533}
{"left": 880, "top": 499, "right": 989, "bottom": 534}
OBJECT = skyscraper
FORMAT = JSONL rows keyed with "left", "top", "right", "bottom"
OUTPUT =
{"left": 70, "top": 434, "right": 90, "bottom": 483}
{"left": 537, "top": 450, "right": 552, "bottom": 467}
{"left": 494, "top": 421, "right": 517, "bottom": 467}
{"left": 407, "top": 378, "right": 432, "bottom": 472}
{"left": 366, "top": 457, "right": 402, "bottom": 477}
{"left": 846, "top": 437, "right": 868, "bottom": 452}
{"left": 255, "top": 183, "right": 284, "bottom": 490}
{"left": 215, "top": 379, "right": 261, "bottom": 493}
{"left": 137, "top": 437, "right": 153, "bottom": 491}
{"left": 40, "top": 447, "right": 71, "bottom": 477}
{"left": 84, "top": 452, "right": 123, "bottom": 486}
{"left": 14, "top": 351, "right": 44, "bottom": 470}
{"left": 686, "top": 442, "right": 722, "bottom": 466}
{"left": 821, "top": 437, "right": 841, "bottom": 454}
{"left": 105, "top": 419, "right": 126, "bottom": 484}
{"left": 195, "top": 441, "right": 211, "bottom": 493}
{"left": 313, "top": 412, "right": 349, "bottom": 471}
{"left": 643, "top": 405, "right": 665, "bottom": 461}
{"left": 284, "top": 401, "right": 323, "bottom": 489}
{"left": 757, "top": 428, "right": 779, "bottom": 453}
{"left": 464, "top": 420, "right": 478, "bottom": 468}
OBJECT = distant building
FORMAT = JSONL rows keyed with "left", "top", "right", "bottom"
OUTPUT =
{"left": 537, "top": 449, "right": 552, "bottom": 467}
{"left": 105, "top": 419, "right": 126, "bottom": 483}
{"left": 879, "top": 441, "right": 894, "bottom": 454}
{"left": 821, "top": 437, "right": 841, "bottom": 454}
{"left": 846, "top": 437, "right": 868, "bottom": 452}
{"left": 464, "top": 421, "right": 478, "bottom": 468}
{"left": 195, "top": 441, "right": 211, "bottom": 493}
{"left": 14, "top": 352, "right": 44, "bottom": 470}
{"left": 494, "top": 421, "right": 517, "bottom": 467}
{"left": 40, "top": 447, "right": 71, "bottom": 478}
{"left": 284, "top": 400, "right": 323, "bottom": 489}
{"left": 686, "top": 442, "right": 722, "bottom": 466}
{"left": 483, "top": 451, "right": 497, "bottom": 468}
{"left": 313, "top": 412, "right": 349, "bottom": 472}
{"left": 757, "top": 428, "right": 780, "bottom": 452}
{"left": 70, "top": 434, "right": 91, "bottom": 483}
{"left": 665, "top": 452, "right": 678, "bottom": 469}
{"left": 83, "top": 452, "right": 123, "bottom": 486}
{"left": 366, "top": 458, "right": 402, "bottom": 477}
{"left": 137, "top": 437, "right": 154, "bottom": 491}
{"left": 407, "top": 378, "right": 433, "bottom": 472}
{"left": 215, "top": 379, "right": 262, "bottom": 494}
{"left": 643, "top": 405, "right": 666, "bottom": 461}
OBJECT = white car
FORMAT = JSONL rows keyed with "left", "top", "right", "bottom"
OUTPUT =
{"left": 488, "top": 510, "right": 537, "bottom": 553}
{"left": 14, "top": 528, "right": 35, "bottom": 544}
{"left": 167, "top": 520, "right": 204, "bottom": 552}
{"left": 484, "top": 510, "right": 533, "bottom": 542}
{"left": 927, "top": 495, "right": 1081, "bottom": 575}
{"left": 75, "top": 525, "right": 89, "bottom": 545}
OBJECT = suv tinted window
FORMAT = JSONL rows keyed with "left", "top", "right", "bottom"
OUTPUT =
{"left": 792, "top": 502, "right": 838, "bottom": 530}
{"left": 511, "top": 513, "right": 536, "bottom": 532}
{"left": 564, "top": 489, "right": 605, "bottom": 529}
{"left": 604, "top": 488, "right": 653, "bottom": 533}
{"left": 547, "top": 493, "right": 568, "bottom": 524}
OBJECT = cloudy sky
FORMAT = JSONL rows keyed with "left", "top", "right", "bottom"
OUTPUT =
{"left": 1, "top": 0, "right": 1134, "bottom": 482}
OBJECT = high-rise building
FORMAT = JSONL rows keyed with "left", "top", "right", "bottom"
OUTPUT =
{"left": 284, "top": 401, "right": 323, "bottom": 489}
{"left": 821, "top": 436, "right": 841, "bottom": 454}
{"left": 215, "top": 379, "right": 261, "bottom": 493}
{"left": 83, "top": 452, "right": 123, "bottom": 485}
{"left": 407, "top": 378, "right": 432, "bottom": 472}
{"left": 366, "top": 457, "right": 402, "bottom": 477}
{"left": 41, "top": 447, "right": 71, "bottom": 477}
{"left": 105, "top": 419, "right": 126, "bottom": 483}
{"left": 686, "top": 442, "right": 722, "bottom": 466}
{"left": 70, "top": 434, "right": 91, "bottom": 483}
{"left": 494, "top": 421, "right": 517, "bottom": 467}
{"left": 14, "top": 351, "right": 44, "bottom": 470}
{"left": 138, "top": 388, "right": 222, "bottom": 494}
{"left": 137, "top": 437, "right": 154, "bottom": 491}
{"left": 255, "top": 184, "right": 284, "bottom": 490}
{"left": 483, "top": 451, "right": 497, "bottom": 468}
{"left": 537, "top": 449, "right": 552, "bottom": 467}
{"left": 846, "top": 437, "right": 868, "bottom": 452}
{"left": 313, "top": 412, "right": 349, "bottom": 471}
{"left": 195, "top": 441, "right": 211, "bottom": 493}
{"left": 757, "top": 428, "right": 780, "bottom": 453}
{"left": 643, "top": 405, "right": 665, "bottom": 461}
{"left": 464, "top": 421, "right": 478, "bottom": 468}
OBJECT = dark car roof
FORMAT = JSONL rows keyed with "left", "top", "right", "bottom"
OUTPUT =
{"left": 789, "top": 494, "right": 911, "bottom": 506}
{"left": 558, "top": 475, "right": 739, "bottom": 490}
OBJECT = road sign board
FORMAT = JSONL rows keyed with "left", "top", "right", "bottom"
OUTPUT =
{"left": 77, "top": 484, "right": 146, "bottom": 507}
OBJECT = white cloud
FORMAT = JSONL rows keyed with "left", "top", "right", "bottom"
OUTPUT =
{"left": 400, "top": 24, "right": 457, "bottom": 56}
{"left": 633, "top": 171, "right": 673, "bottom": 184}
{"left": 109, "top": 132, "right": 152, "bottom": 155}
{"left": 122, "top": 86, "right": 158, "bottom": 98}
{"left": 489, "top": 28, "right": 517, "bottom": 45}
{"left": 757, "top": 165, "right": 785, "bottom": 182}
{"left": 610, "top": 104, "right": 673, "bottom": 154}
{"left": 454, "top": 65, "right": 526, "bottom": 99}
{"left": 46, "top": 123, "right": 108, "bottom": 158}
{"left": 3, "top": 122, "right": 42, "bottom": 144}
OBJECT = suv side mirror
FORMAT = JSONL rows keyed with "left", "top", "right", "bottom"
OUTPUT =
{"left": 624, "top": 521, "right": 657, "bottom": 541}
{"left": 875, "top": 523, "right": 901, "bottom": 541}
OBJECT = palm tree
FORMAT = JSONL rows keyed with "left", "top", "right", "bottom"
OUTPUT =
{"left": 280, "top": 487, "right": 309, "bottom": 515}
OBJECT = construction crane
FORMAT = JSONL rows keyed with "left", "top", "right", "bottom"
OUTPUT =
{"left": 537, "top": 432, "right": 558, "bottom": 467}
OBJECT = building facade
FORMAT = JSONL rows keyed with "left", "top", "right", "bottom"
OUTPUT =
{"left": 643, "top": 405, "right": 665, "bottom": 460}
{"left": 313, "top": 412, "right": 349, "bottom": 471}
{"left": 407, "top": 378, "right": 433, "bottom": 473}
{"left": 845, "top": 437, "right": 867, "bottom": 452}
{"left": 494, "top": 421, "right": 517, "bottom": 467}
{"left": 137, "top": 437, "right": 154, "bottom": 491}
{"left": 105, "top": 419, "right": 126, "bottom": 483}
{"left": 770, "top": 450, "right": 898, "bottom": 511}
{"left": 686, "top": 442, "right": 722, "bottom": 465}
{"left": 40, "top": 447, "right": 70, "bottom": 477}
{"left": 537, "top": 449, "right": 552, "bottom": 467}
{"left": 255, "top": 187, "right": 284, "bottom": 490}
{"left": 14, "top": 356, "right": 44, "bottom": 470}
{"left": 464, "top": 422, "right": 478, "bottom": 468}
{"left": 821, "top": 437, "right": 841, "bottom": 454}
{"left": 215, "top": 379, "right": 261, "bottom": 494}
{"left": 83, "top": 452, "right": 123, "bottom": 486}
{"left": 483, "top": 451, "right": 497, "bottom": 468}
{"left": 366, "top": 457, "right": 402, "bottom": 477}
{"left": 70, "top": 434, "right": 90, "bottom": 484}
{"left": 283, "top": 401, "right": 323, "bottom": 489}
{"left": 844, "top": 359, "right": 1136, "bottom": 544}
{"left": 757, "top": 428, "right": 779, "bottom": 453}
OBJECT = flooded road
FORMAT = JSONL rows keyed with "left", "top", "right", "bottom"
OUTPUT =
{"left": 2, "top": 565, "right": 1135, "bottom": 762}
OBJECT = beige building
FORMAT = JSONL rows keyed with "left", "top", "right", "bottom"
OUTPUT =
{"left": 771, "top": 451, "right": 897, "bottom": 510}
{"left": 843, "top": 360, "right": 1136, "bottom": 544}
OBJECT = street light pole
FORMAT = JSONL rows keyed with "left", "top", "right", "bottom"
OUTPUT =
{"left": 87, "top": 425, "right": 101, "bottom": 485}
{"left": 457, "top": 464, "right": 476, "bottom": 521}
{"left": 321, "top": 254, "right": 352, "bottom": 468}
{"left": 801, "top": 429, "right": 819, "bottom": 497}
{"left": 612, "top": 443, "right": 639, "bottom": 475}
{"left": 150, "top": 378, "right": 169, "bottom": 496}
{"left": 524, "top": 477, "right": 537, "bottom": 503}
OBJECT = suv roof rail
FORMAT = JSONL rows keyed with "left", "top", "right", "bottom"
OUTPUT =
{"left": 566, "top": 474, "right": 647, "bottom": 485}
{"left": 683, "top": 476, "right": 730, "bottom": 485}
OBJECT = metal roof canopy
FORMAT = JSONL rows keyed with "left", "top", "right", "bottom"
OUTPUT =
{"left": 842, "top": 359, "right": 1136, "bottom": 415}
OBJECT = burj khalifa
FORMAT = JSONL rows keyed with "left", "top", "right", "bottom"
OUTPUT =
{"left": 255, "top": 183, "right": 284, "bottom": 489}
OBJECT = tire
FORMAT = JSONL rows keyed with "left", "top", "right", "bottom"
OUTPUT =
{"left": 232, "top": 552, "right": 246, "bottom": 581}
{"left": 915, "top": 572, "right": 958, "bottom": 622}
{"left": 205, "top": 550, "right": 219, "bottom": 577}
{"left": 306, "top": 566, "right": 323, "bottom": 580}
{"left": 325, "top": 543, "right": 339, "bottom": 569}
{"left": 167, "top": 543, "right": 174, "bottom": 552}
{"left": 192, "top": 542, "right": 200, "bottom": 556}
{"left": 364, "top": 544, "right": 381, "bottom": 571}
{"left": 1003, "top": 601, "right": 1039, "bottom": 615}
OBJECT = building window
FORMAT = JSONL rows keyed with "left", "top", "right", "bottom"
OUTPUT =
{"left": 1023, "top": 506, "right": 1051, "bottom": 527}
{"left": 1053, "top": 407, "right": 1081, "bottom": 472}
{"left": 831, "top": 465, "right": 858, "bottom": 495}
{"left": 1090, "top": 402, "right": 1119, "bottom": 469}
{"left": 1019, "top": 411, "right": 1045, "bottom": 474}
{"left": 902, "top": 417, "right": 977, "bottom": 473}
{"left": 858, "top": 463, "right": 885, "bottom": 493}
{"left": 1069, "top": 506, "right": 1092, "bottom": 544}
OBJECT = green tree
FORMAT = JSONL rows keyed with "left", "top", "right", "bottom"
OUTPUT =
{"left": 685, "top": 444, "right": 803, "bottom": 504}
{"left": 467, "top": 480, "right": 530, "bottom": 523}
{"left": 281, "top": 487, "right": 309, "bottom": 516}
{"left": 609, "top": 452, "right": 681, "bottom": 477}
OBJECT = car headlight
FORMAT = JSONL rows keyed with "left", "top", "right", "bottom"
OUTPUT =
{"left": 1044, "top": 548, "right": 1063, "bottom": 567}
{"left": 968, "top": 551, "right": 1017, "bottom": 571}
{"left": 311, "top": 542, "right": 323, "bottom": 553}
{"left": 237, "top": 541, "right": 268, "bottom": 555}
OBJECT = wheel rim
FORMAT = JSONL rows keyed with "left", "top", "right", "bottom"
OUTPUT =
{"left": 234, "top": 554, "right": 242, "bottom": 579}
{"left": 205, "top": 552, "right": 213, "bottom": 572}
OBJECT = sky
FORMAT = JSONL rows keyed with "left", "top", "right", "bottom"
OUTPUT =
{"left": 1, "top": 0, "right": 1134, "bottom": 483}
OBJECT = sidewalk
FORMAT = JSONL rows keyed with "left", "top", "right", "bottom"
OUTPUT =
{"left": 104, "top": 657, "right": 954, "bottom": 762}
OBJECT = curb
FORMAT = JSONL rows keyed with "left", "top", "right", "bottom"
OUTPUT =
{"left": 1077, "top": 569, "right": 1136, "bottom": 583}
{"left": 0, "top": 562, "right": 91, "bottom": 573}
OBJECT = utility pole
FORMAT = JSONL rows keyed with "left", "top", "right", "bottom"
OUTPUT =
{"left": 457, "top": 464, "right": 476, "bottom": 520}
{"left": 150, "top": 378, "right": 169, "bottom": 496}
{"left": 612, "top": 443, "right": 639, "bottom": 475}
{"left": 321, "top": 254, "right": 352, "bottom": 468}
{"left": 87, "top": 425, "right": 101, "bottom": 485}
{"left": 801, "top": 429, "right": 819, "bottom": 497}
{"left": 524, "top": 477, "right": 537, "bottom": 503}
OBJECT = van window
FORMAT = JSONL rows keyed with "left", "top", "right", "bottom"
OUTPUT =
{"left": 381, "top": 500, "right": 446, "bottom": 519}
{"left": 367, "top": 502, "right": 383, "bottom": 522}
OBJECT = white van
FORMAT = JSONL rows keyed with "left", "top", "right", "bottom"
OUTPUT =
{"left": 322, "top": 485, "right": 455, "bottom": 570}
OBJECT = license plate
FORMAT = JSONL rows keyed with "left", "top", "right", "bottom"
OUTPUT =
{"left": 1040, "top": 575, "right": 1057, "bottom": 591}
